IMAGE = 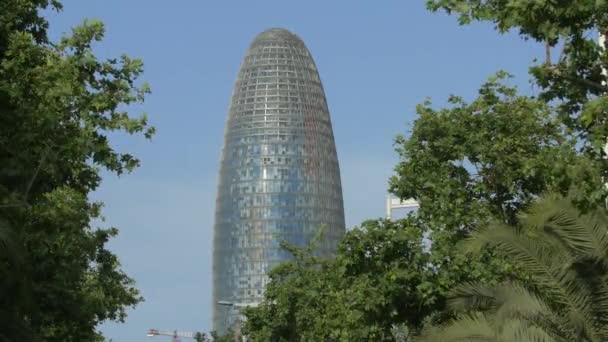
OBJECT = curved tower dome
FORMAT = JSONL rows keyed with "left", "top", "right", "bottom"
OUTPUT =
{"left": 213, "top": 28, "right": 345, "bottom": 332}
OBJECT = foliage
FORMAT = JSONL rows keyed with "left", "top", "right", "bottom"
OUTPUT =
{"left": 0, "top": 1, "right": 153, "bottom": 340}
{"left": 324, "top": 218, "right": 449, "bottom": 340}
{"left": 244, "top": 234, "right": 339, "bottom": 341}
{"left": 390, "top": 72, "right": 600, "bottom": 227}
{"left": 389, "top": 72, "right": 602, "bottom": 328}
{"left": 426, "top": 0, "right": 608, "bottom": 43}
{"left": 420, "top": 193, "right": 608, "bottom": 341}
{"left": 246, "top": 217, "right": 503, "bottom": 341}
{"left": 426, "top": 0, "right": 608, "bottom": 163}
{"left": 0, "top": 0, "right": 62, "bottom": 54}
{"left": 195, "top": 331, "right": 213, "bottom": 342}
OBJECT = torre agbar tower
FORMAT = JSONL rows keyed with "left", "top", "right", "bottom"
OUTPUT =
{"left": 213, "top": 28, "right": 345, "bottom": 332}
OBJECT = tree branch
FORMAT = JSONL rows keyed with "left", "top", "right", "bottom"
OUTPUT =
{"left": 562, "top": 74, "right": 608, "bottom": 92}
{"left": 0, "top": 203, "right": 28, "bottom": 209}
{"left": 0, "top": 146, "right": 52, "bottom": 210}
{"left": 547, "top": 66, "right": 608, "bottom": 92}
{"left": 23, "top": 146, "right": 50, "bottom": 204}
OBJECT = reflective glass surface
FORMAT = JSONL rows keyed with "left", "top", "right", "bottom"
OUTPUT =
{"left": 212, "top": 28, "right": 345, "bottom": 333}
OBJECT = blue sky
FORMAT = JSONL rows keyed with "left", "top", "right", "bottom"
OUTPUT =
{"left": 45, "top": 1, "right": 542, "bottom": 340}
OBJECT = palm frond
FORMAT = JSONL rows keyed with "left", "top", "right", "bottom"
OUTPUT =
{"left": 428, "top": 193, "right": 608, "bottom": 342}
{"left": 448, "top": 281, "right": 568, "bottom": 340}
{"left": 500, "top": 319, "right": 559, "bottom": 342}
{"left": 419, "top": 312, "right": 495, "bottom": 342}
{"left": 465, "top": 223, "right": 569, "bottom": 295}
{"left": 448, "top": 282, "right": 498, "bottom": 313}
{"left": 521, "top": 194, "right": 608, "bottom": 262}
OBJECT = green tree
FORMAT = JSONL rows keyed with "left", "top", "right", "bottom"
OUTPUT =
{"left": 325, "top": 218, "right": 434, "bottom": 340}
{"left": 244, "top": 235, "right": 340, "bottom": 341}
{"left": 426, "top": 0, "right": 608, "bottom": 163}
{"left": 210, "top": 329, "right": 237, "bottom": 342}
{"left": 194, "top": 331, "right": 211, "bottom": 342}
{"left": 421, "top": 193, "right": 608, "bottom": 341}
{"left": 245, "top": 212, "right": 512, "bottom": 341}
{"left": 388, "top": 73, "right": 602, "bottom": 330}
{"left": 0, "top": 1, "right": 153, "bottom": 340}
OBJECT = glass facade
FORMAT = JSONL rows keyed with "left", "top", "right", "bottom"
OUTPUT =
{"left": 212, "top": 28, "right": 345, "bottom": 333}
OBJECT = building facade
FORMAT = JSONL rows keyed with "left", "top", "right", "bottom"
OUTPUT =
{"left": 212, "top": 28, "right": 345, "bottom": 333}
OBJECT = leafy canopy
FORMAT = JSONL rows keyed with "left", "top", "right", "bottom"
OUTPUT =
{"left": 427, "top": 0, "right": 608, "bottom": 157}
{"left": 244, "top": 218, "right": 434, "bottom": 341}
{"left": 0, "top": 1, "right": 154, "bottom": 340}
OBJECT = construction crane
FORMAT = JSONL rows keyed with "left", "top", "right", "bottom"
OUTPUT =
{"left": 146, "top": 328, "right": 210, "bottom": 342}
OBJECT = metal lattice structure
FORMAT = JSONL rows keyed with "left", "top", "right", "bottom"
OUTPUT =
{"left": 212, "top": 28, "right": 345, "bottom": 333}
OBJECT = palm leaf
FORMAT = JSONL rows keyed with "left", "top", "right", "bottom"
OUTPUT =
{"left": 425, "top": 193, "right": 608, "bottom": 342}
{"left": 521, "top": 194, "right": 608, "bottom": 261}
{"left": 419, "top": 312, "right": 495, "bottom": 342}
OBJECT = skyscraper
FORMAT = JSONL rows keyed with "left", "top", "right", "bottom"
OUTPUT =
{"left": 213, "top": 28, "right": 345, "bottom": 333}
